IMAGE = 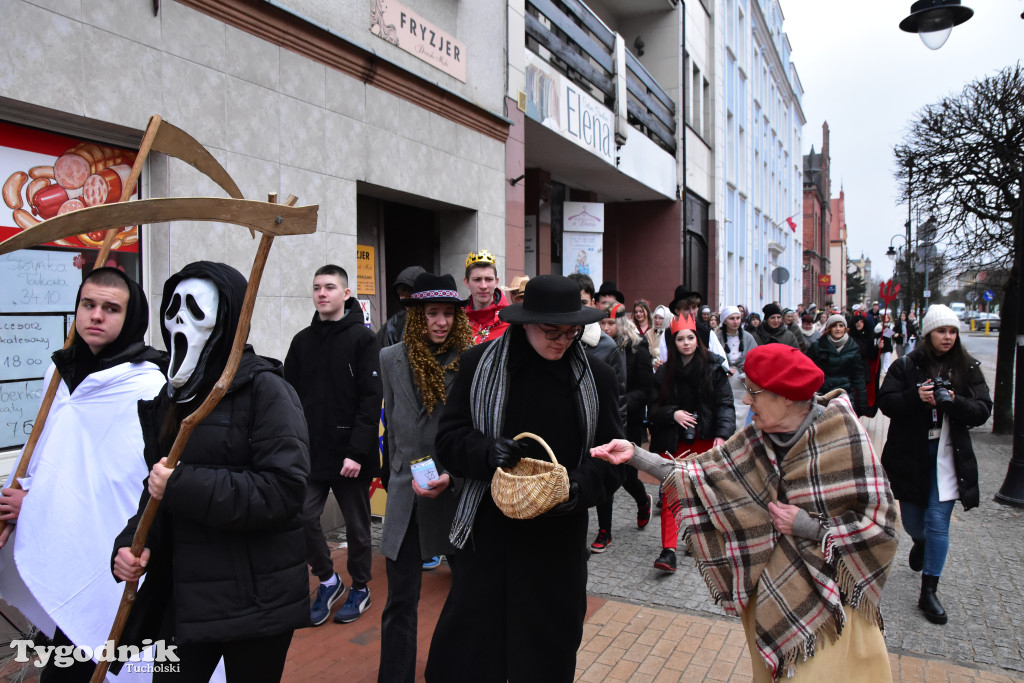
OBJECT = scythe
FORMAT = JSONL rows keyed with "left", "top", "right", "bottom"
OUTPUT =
{"left": 0, "top": 115, "right": 318, "bottom": 682}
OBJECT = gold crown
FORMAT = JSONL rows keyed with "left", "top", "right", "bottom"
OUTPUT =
{"left": 465, "top": 249, "right": 498, "bottom": 268}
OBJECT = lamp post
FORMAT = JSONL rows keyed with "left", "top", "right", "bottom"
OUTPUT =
{"left": 887, "top": 235, "right": 911, "bottom": 314}
{"left": 899, "top": 0, "right": 974, "bottom": 50}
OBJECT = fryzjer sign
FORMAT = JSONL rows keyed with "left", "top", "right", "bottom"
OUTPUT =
{"left": 370, "top": 0, "right": 467, "bottom": 83}
{"left": 524, "top": 52, "right": 614, "bottom": 166}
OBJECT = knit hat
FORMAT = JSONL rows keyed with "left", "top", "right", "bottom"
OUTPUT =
{"left": 824, "top": 314, "right": 847, "bottom": 331}
{"left": 720, "top": 305, "right": 740, "bottom": 320}
{"left": 744, "top": 345, "right": 824, "bottom": 401}
{"left": 920, "top": 304, "right": 960, "bottom": 337}
{"left": 762, "top": 303, "right": 782, "bottom": 318}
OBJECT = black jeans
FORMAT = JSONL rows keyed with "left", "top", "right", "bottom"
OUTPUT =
{"left": 378, "top": 512, "right": 423, "bottom": 683}
{"left": 596, "top": 467, "right": 650, "bottom": 530}
{"left": 302, "top": 476, "right": 372, "bottom": 587}
{"left": 153, "top": 631, "right": 293, "bottom": 683}
{"left": 39, "top": 629, "right": 94, "bottom": 683}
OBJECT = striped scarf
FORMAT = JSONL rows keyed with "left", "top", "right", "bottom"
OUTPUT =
{"left": 663, "top": 390, "right": 898, "bottom": 679}
{"left": 449, "top": 329, "right": 598, "bottom": 548}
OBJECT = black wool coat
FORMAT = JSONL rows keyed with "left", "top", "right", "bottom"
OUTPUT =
{"left": 114, "top": 351, "right": 311, "bottom": 645}
{"left": 878, "top": 351, "right": 992, "bottom": 510}
{"left": 285, "top": 300, "right": 383, "bottom": 480}
{"left": 808, "top": 336, "right": 868, "bottom": 415}
{"left": 648, "top": 352, "right": 735, "bottom": 453}
{"left": 426, "top": 329, "right": 625, "bottom": 683}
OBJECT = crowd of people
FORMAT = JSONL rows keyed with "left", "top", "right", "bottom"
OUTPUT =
{"left": 0, "top": 248, "right": 992, "bottom": 683}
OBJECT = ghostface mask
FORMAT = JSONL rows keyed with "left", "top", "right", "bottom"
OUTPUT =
{"left": 164, "top": 278, "right": 219, "bottom": 400}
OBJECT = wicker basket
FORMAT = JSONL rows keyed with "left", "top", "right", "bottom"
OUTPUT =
{"left": 490, "top": 432, "right": 570, "bottom": 519}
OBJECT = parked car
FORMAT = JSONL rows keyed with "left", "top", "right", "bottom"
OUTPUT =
{"left": 973, "top": 312, "right": 1000, "bottom": 330}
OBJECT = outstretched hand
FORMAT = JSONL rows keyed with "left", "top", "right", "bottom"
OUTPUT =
{"left": 589, "top": 439, "right": 634, "bottom": 465}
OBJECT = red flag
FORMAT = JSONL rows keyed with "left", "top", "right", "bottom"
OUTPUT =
{"left": 786, "top": 216, "right": 797, "bottom": 231}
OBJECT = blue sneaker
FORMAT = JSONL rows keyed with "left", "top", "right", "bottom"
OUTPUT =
{"left": 310, "top": 574, "right": 345, "bottom": 626}
{"left": 422, "top": 556, "right": 442, "bottom": 570}
{"left": 333, "top": 586, "right": 371, "bottom": 623}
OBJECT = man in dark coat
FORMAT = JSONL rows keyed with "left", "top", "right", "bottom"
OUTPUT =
{"left": 753, "top": 302, "right": 800, "bottom": 348}
{"left": 376, "top": 265, "right": 427, "bottom": 348}
{"left": 113, "top": 261, "right": 310, "bottom": 681}
{"left": 285, "top": 265, "right": 383, "bottom": 626}
{"left": 425, "top": 275, "right": 625, "bottom": 683}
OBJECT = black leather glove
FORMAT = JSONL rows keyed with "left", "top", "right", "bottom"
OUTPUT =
{"left": 544, "top": 481, "right": 580, "bottom": 517}
{"left": 488, "top": 437, "right": 529, "bottom": 471}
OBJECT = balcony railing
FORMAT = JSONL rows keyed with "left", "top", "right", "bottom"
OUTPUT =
{"left": 525, "top": 0, "right": 677, "bottom": 155}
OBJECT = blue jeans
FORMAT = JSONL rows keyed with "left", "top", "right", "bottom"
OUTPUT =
{"left": 899, "top": 441, "right": 956, "bottom": 577}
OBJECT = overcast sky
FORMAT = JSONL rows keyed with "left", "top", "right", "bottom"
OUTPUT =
{"left": 780, "top": 0, "right": 1023, "bottom": 282}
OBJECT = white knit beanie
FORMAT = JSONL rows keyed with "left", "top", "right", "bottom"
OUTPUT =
{"left": 920, "top": 304, "right": 960, "bottom": 337}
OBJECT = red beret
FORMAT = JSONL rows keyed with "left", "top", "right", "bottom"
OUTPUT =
{"left": 744, "top": 344, "right": 824, "bottom": 401}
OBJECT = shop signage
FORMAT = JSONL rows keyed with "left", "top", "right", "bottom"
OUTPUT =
{"left": 563, "top": 201, "right": 604, "bottom": 286}
{"left": 356, "top": 244, "right": 375, "bottom": 296}
{"left": 370, "top": 0, "right": 467, "bottom": 82}
{"left": 818, "top": 274, "right": 831, "bottom": 286}
{"left": 524, "top": 52, "right": 614, "bottom": 165}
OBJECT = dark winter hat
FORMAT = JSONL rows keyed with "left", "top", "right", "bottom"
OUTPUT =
{"left": 499, "top": 275, "right": 606, "bottom": 326}
{"left": 597, "top": 281, "right": 625, "bottom": 304}
{"left": 744, "top": 345, "right": 824, "bottom": 402}
{"left": 762, "top": 303, "right": 782, "bottom": 318}
{"left": 402, "top": 272, "right": 463, "bottom": 306}
{"left": 393, "top": 265, "right": 427, "bottom": 290}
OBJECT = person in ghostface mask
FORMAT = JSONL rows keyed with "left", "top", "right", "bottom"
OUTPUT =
{"left": 112, "top": 262, "right": 311, "bottom": 683}
{"left": 0, "top": 267, "right": 164, "bottom": 683}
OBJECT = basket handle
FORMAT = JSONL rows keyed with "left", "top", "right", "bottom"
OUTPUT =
{"left": 513, "top": 431, "right": 558, "bottom": 466}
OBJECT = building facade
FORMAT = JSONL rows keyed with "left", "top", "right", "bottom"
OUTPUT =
{"left": 829, "top": 189, "right": 849, "bottom": 311}
{"left": 0, "top": 0, "right": 510, "bottom": 462}
{"left": 802, "top": 123, "right": 831, "bottom": 308}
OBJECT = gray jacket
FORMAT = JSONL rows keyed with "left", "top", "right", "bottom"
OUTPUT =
{"left": 379, "top": 342, "right": 461, "bottom": 560}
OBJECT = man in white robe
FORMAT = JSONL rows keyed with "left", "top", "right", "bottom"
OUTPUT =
{"left": 0, "top": 268, "right": 165, "bottom": 682}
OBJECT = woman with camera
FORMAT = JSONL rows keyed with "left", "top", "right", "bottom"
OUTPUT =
{"left": 648, "top": 315, "right": 734, "bottom": 571}
{"left": 878, "top": 304, "right": 991, "bottom": 625}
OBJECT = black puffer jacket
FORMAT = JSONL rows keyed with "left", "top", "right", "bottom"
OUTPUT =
{"left": 649, "top": 352, "right": 734, "bottom": 452}
{"left": 878, "top": 350, "right": 991, "bottom": 510}
{"left": 622, "top": 337, "right": 654, "bottom": 443}
{"left": 808, "top": 336, "right": 867, "bottom": 415}
{"left": 285, "top": 299, "right": 382, "bottom": 480}
{"left": 115, "top": 350, "right": 311, "bottom": 644}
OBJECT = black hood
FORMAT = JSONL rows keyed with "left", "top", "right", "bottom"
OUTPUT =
{"left": 160, "top": 261, "right": 248, "bottom": 402}
{"left": 56, "top": 267, "right": 160, "bottom": 393}
{"left": 310, "top": 296, "right": 365, "bottom": 333}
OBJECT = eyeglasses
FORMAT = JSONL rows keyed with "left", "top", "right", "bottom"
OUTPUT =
{"left": 536, "top": 324, "right": 584, "bottom": 341}
{"left": 744, "top": 384, "right": 767, "bottom": 398}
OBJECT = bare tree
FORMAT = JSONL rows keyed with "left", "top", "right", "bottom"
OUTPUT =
{"left": 894, "top": 62, "right": 1024, "bottom": 434}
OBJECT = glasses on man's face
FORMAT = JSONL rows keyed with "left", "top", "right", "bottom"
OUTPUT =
{"left": 537, "top": 324, "right": 584, "bottom": 341}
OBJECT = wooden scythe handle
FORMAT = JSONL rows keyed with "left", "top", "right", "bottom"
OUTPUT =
{"left": 89, "top": 194, "right": 296, "bottom": 683}
{"left": 0, "top": 115, "right": 163, "bottom": 537}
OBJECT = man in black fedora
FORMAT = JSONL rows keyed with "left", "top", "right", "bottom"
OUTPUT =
{"left": 426, "top": 275, "right": 625, "bottom": 683}
{"left": 597, "top": 280, "right": 625, "bottom": 306}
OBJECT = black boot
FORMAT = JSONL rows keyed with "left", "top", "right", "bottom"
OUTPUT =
{"left": 919, "top": 575, "right": 947, "bottom": 625}
{"left": 654, "top": 548, "right": 677, "bottom": 572}
{"left": 908, "top": 539, "right": 925, "bottom": 572}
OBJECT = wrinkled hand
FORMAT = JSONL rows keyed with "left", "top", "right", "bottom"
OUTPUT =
{"left": 0, "top": 487, "right": 27, "bottom": 523}
{"left": 674, "top": 410, "right": 697, "bottom": 428}
{"left": 340, "top": 457, "right": 362, "bottom": 478}
{"left": 589, "top": 439, "right": 634, "bottom": 465}
{"left": 148, "top": 458, "right": 173, "bottom": 501}
{"left": 113, "top": 547, "right": 151, "bottom": 582}
{"left": 488, "top": 438, "right": 529, "bottom": 471}
{"left": 768, "top": 501, "right": 800, "bottom": 535}
{"left": 413, "top": 473, "right": 451, "bottom": 499}
{"left": 544, "top": 482, "right": 580, "bottom": 517}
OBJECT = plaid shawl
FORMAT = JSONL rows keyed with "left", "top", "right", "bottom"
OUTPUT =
{"left": 663, "top": 390, "right": 898, "bottom": 679}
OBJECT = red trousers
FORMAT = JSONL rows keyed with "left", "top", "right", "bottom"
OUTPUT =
{"left": 660, "top": 438, "right": 716, "bottom": 549}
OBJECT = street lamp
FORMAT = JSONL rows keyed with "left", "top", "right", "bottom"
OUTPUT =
{"left": 899, "top": 0, "right": 974, "bottom": 50}
{"left": 887, "top": 235, "right": 911, "bottom": 314}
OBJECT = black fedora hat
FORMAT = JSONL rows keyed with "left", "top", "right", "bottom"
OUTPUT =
{"left": 668, "top": 285, "right": 702, "bottom": 313}
{"left": 597, "top": 281, "right": 625, "bottom": 304}
{"left": 499, "top": 275, "right": 606, "bottom": 326}
{"left": 402, "top": 272, "right": 463, "bottom": 306}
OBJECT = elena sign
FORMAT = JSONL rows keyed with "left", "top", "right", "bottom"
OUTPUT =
{"left": 370, "top": 0, "right": 467, "bottom": 83}
{"left": 524, "top": 52, "right": 614, "bottom": 165}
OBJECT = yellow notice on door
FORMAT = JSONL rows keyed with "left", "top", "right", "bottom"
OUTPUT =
{"left": 356, "top": 244, "right": 375, "bottom": 295}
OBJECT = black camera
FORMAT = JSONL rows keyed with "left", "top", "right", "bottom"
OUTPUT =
{"left": 680, "top": 424, "right": 696, "bottom": 442}
{"left": 922, "top": 378, "right": 955, "bottom": 409}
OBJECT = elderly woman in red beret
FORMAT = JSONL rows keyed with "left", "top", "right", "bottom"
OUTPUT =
{"left": 592, "top": 344, "right": 899, "bottom": 682}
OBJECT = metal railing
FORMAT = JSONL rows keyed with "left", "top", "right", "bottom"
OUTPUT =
{"left": 525, "top": 0, "right": 677, "bottom": 154}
